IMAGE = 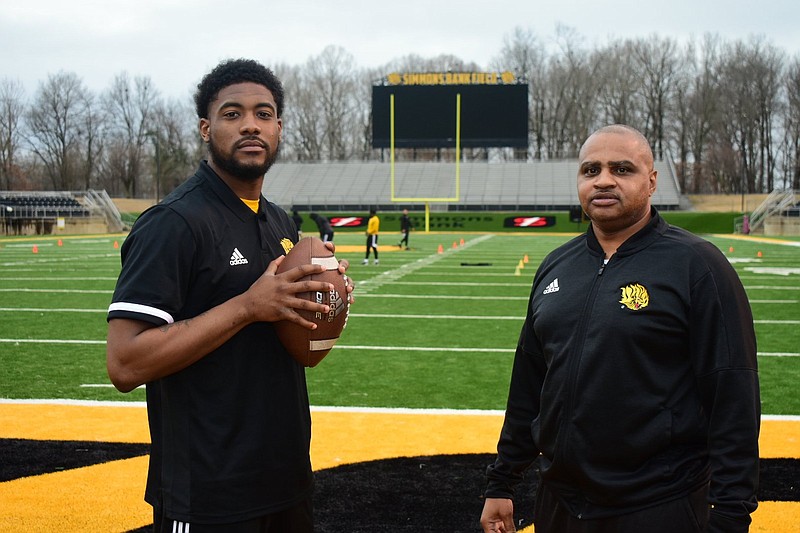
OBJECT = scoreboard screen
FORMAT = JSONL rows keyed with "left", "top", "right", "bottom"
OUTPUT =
{"left": 372, "top": 83, "right": 528, "bottom": 149}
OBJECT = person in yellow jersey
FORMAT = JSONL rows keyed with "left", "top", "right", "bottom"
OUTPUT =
{"left": 363, "top": 208, "right": 380, "bottom": 265}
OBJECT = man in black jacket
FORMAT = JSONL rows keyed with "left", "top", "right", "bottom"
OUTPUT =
{"left": 480, "top": 124, "right": 760, "bottom": 533}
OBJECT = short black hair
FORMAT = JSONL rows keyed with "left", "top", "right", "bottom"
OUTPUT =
{"left": 194, "top": 58, "right": 284, "bottom": 119}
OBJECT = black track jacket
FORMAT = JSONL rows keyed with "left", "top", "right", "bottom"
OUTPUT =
{"left": 486, "top": 209, "right": 760, "bottom": 532}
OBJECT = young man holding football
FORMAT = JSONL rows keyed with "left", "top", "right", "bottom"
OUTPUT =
{"left": 107, "top": 59, "right": 351, "bottom": 533}
{"left": 481, "top": 125, "right": 759, "bottom": 533}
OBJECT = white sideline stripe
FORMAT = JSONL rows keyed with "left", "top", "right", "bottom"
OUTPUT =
{"left": 2, "top": 338, "right": 796, "bottom": 358}
{"left": 81, "top": 384, "right": 143, "bottom": 390}
{"left": 0, "top": 294, "right": 794, "bottom": 311}
{"left": 388, "top": 281, "right": 531, "bottom": 287}
{"left": 0, "top": 277, "right": 118, "bottom": 281}
{"left": 349, "top": 313, "right": 523, "bottom": 320}
{"left": 338, "top": 344, "right": 514, "bottom": 353}
{"left": 0, "top": 307, "right": 107, "bottom": 313}
{"left": 0, "top": 338, "right": 106, "bottom": 344}
{"left": 356, "top": 294, "right": 529, "bottom": 301}
{"left": 0, "top": 308, "right": 524, "bottom": 320}
{"left": 0, "top": 288, "right": 113, "bottom": 294}
{"left": 746, "top": 286, "right": 800, "bottom": 290}
{"left": 359, "top": 235, "right": 494, "bottom": 294}
{"left": 1, "top": 398, "right": 798, "bottom": 421}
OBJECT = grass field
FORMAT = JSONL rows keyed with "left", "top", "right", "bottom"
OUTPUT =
{"left": 1, "top": 228, "right": 799, "bottom": 531}
{"left": 1, "top": 229, "right": 799, "bottom": 413}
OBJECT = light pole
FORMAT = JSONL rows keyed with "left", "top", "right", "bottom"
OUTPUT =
{"left": 145, "top": 131, "right": 161, "bottom": 203}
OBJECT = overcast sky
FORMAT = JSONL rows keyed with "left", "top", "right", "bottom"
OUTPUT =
{"left": 2, "top": 0, "right": 798, "bottom": 102}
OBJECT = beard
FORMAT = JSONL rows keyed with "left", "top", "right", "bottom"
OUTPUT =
{"left": 207, "top": 135, "right": 280, "bottom": 182}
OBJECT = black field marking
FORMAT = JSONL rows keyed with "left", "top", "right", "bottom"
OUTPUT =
{"left": 0, "top": 438, "right": 150, "bottom": 481}
{"left": 759, "top": 458, "right": 800, "bottom": 501}
{"left": 5, "top": 446, "right": 796, "bottom": 531}
{"left": 312, "top": 454, "right": 537, "bottom": 532}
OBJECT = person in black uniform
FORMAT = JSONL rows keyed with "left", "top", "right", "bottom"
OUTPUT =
{"left": 480, "top": 125, "right": 759, "bottom": 533}
{"left": 291, "top": 209, "right": 303, "bottom": 237}
{"left": 309, "top": 212, "right": 334, "bottom": 242}
{"left": 397, "top": 208, "right": 412, "bottom": 249}
{"left": 106, "top": 59, "right": 352, "bottom": 533}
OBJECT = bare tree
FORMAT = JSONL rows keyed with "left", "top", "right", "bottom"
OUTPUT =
{"left": 718, "top": 38, "right": 784, "bottom": 194}
{"left": 681, "top": 35, "right": 722, "bottom": 193}
{"left": 783, "top": 57, "right": 800, "bottom": 190}
{"left": 539, "top": 25, "right": 600, "bottom": 159}
{"left": 632, "top": 35, "right": 682, "bottom": 159}
{"left": 25, "top": 71, "right": 96, "bottom": 190}
{"left": 101, "top": 72, "right": 160, "bottom": 197}
{"left": 594, "top": 39, "right": 646, "bottom": 128}
{"left": 492, "top": 27, "right": 545, "bottom": 160}
{"left": 0, "top": 78, "right": 26, "bottom": 189}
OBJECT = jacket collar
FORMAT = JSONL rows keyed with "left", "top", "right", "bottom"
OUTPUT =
{"left": 586, "top": 207, "right": 668, "bottom": 257}
{"left": 198, "top": 160, "right": 266, "bottom": 222}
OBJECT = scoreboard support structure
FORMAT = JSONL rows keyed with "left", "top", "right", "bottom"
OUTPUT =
{"left": 389, "top": 93, "right": 461, "bottom": 233}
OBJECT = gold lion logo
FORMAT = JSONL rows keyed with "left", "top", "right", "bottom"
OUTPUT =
{"left": 619, "top": 283, "right": 649, "bottom": 310}
{"left": 281, "top": 238, "right": 294, "bottom": 255}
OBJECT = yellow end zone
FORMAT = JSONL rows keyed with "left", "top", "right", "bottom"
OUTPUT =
{"left": 0, "top": 404, "right": 797, "bottom": 532}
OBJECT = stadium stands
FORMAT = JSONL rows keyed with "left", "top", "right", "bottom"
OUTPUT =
{"left": 0, "top": 190, "right": 124, "bottom": 235}
{"left": 263, "top": 160, "right": 682, "bottom": 212}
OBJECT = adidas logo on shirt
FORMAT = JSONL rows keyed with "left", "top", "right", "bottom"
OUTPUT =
{"left": 230, "top": 248, "right": 249, "bottom": 266}
{"left": 542, "top": 278, "right": 560, "bottom": 295}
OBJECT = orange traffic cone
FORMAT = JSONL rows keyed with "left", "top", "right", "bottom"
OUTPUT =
{"left": 460, "top": 238, "right": 465, "bottom": 246}
{"left": 437, "top": 244, "right": 444, "bottom": 254}
{"left": 452, "top": 241, "right": 458, "bottom": 249}
{"left": 57, "top": 239, "right": 63, "bottom": 247}
{"left": 113, "top": 240, "right": 119, "bottom": 249}
{"left": 757, "top": 251, "right": 762, "bottom": 258}
{"left": 32, "top": 245, "right": 38, "bottom": 254}
{"left": 523, "top": 254, "right": 529, "bottom": 263}
{"left": 728, "top": 246, "right": 734, "bottom": 253}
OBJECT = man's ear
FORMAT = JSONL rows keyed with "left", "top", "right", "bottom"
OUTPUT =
{"left": 199, "top": 119, "right": 210, "bottom": 143}
{"left": 649, "top": 169, "right": 658, "bottom": 196}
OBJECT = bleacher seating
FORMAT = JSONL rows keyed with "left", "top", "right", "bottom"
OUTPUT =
{"left": 0, "top": 192, "right": 91, "bottom": 219}
{"left": 263, "top": 160, "right": 682, "bottom": 211}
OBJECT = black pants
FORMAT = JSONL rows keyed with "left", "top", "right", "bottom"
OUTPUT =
{"left": 153, "top": 499, "right": 313, "bottom": 533}
{"left": 365, "top": 234, "right": 378, "bottom": 259}
{"left": 533, "top": 482, "right": 709, "bottom": 533}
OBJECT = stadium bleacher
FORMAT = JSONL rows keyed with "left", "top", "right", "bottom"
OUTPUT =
{"left": 0, "top": 190, "right": 124, "bottom": 236}
{"left": 0, "top": 192, "right": 91, "bottom": 219}
{"left": 263, "top": 160, "right": 682, "bottom": 211}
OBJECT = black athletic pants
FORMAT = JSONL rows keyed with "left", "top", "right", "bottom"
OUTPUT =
{"left": 153, "top": 498, "right": 313, "bottom": 533}
{"left": 533, "top": 482, "right": 709, "bottom": 533}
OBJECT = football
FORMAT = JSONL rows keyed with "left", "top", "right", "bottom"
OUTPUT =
{"left": 274, "top": 236, "right": 350, "bottom": 367}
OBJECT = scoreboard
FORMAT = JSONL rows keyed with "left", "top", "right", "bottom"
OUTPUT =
{"left": 372, "top": 72, "right": 529, "bottom": 149}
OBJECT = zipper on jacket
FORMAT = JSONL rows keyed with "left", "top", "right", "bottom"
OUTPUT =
{"left": 555, "top": 258, "right": 607, "bottom": 469}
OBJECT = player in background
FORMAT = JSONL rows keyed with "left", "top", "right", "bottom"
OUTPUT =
{"left": 481, "top": 124, "right": 759, "bottom": 533}
{"left": 106, "top": 59, "right": 352, "bottom": 533}
{"left": 363, "top": 208, "right": 380, "bottom": 265}
{"left": 398, "top": 208, "right": 412, "bottom": 249}
{"left": 310, "top": 212, "right": 334, "bottom": 242}
{"left": 291, "top": 209, "right": 303, "bottom": 237}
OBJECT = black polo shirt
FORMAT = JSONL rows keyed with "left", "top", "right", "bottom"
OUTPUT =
{"left": 108, "top": 161, "right": 312, "bottom": 523}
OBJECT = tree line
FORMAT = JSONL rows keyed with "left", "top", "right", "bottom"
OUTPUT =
{"left": 1, "top": 27, "right": 799, "bottom": 199}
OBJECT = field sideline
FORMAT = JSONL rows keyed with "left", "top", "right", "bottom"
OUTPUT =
{"left": 1, "top": 230, "right": 799, "bottom": 531}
